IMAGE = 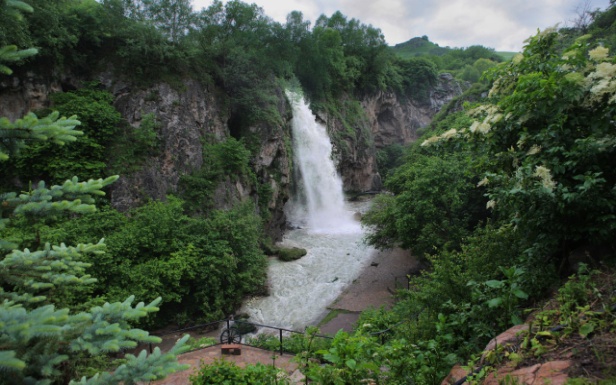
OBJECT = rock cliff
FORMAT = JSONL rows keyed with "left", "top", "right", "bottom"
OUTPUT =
{"left": 105, "top": 77, "right": 293, "bottom": 241}
{"left": 324, "top": 73, "right": 465, "bottom": 192}
{"left": 0, "top": 72, "right": 463, "bottom": 239}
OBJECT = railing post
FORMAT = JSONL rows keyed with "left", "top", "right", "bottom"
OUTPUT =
{"left": 279, "top": 329, "right": 283, "bottom": 356}
{"left": 226, "top": 318, "right": 230, "bottom": 330}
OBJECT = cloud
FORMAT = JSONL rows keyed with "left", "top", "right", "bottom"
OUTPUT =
{"left": 192, "top": 0, "right": 612, "bottom": 51}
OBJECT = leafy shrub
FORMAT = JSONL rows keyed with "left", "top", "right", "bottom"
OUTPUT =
{"left": 31, "top": 197, "right": 268, "bottom": 327}
{"left": 2, "top": 84, "right": 121, "bottom": 184}
{"left": 190, "top": 359, "right": 290, "bottom": 385}
{"left": 364, "top": 151, "right": 488, "bottom": 256}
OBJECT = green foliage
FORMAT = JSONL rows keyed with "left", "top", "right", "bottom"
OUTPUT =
{"left": 391, "top": 36, "right": 503, "bottom": 77}
{"left": 108, "top": 112, "right": 161, "bottom": 173}
{"left": 357, "top": 16, "right": 616, "bottom": 385}
{"left": 276, "top": 246, "right": 307, "bottom": 261}
{"left": 364, "top": 150, "right": 488, "bottom": 256}
{"left": 35, "top": 197, "right": 268, "bottom": 326}
{"left": 0, "top": 45, "right": 37, "bottom": 74}
{"left": 463, "top": 30, "right": 616, "bottom": 269}
{"left": 470, "top": 266, "right": 529, "bottom": 326}
{"left": 190, "top": 359, "right": 290, "bottom": 385}
{"left": 375, "top": 143, "right": 406, "bottom": 182}
{"left": 1, "top": 84, "right": 121, "bottom": 184}
{"left": 213, "top": 136, "right": 252, "bottom": 175}
{"left": 0, "top": 1, "right": 187, "bottom": 376}
{"left": 179, "top": 136, "right": 254, "bottom": 214}
{"left": 307, "top": 330, "right": 382, "bottom": 384}
{"left": 393, "top": 56, "right": 439, "bottom": 102}
{"left": 0, "top": 111, "right": 82, "bottom": 162}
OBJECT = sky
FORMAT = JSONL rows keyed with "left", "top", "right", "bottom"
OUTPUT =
{"left": 191, "top": 0, "right": 612, "bottom": 52}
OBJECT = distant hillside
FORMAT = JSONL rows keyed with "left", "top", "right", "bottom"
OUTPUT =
{"left": 495, "top": 51, "right": 518, "bottom": 60}
{"left": 392, "top": 36, "right": 517, "bottom": 61}
{"left": 391, "top": 36, "right": 449, "bottom": 59}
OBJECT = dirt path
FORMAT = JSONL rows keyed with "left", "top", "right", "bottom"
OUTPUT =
{"left": 316, "top": 247, "right": 420, "bottom": 335}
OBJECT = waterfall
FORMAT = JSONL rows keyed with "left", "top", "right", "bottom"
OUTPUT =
{"left": 240, "top": 91, "right": 374, "bottom": 330}
{"left": 285, "top": 90, "right": 359, "bottom": 234}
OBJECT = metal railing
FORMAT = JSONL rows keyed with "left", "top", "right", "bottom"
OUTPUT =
{"left": 147, "top": 318, "right": 333, "bottom": 356}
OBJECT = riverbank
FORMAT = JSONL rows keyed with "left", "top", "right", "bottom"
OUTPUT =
{"left": 316, "top": 247, "right": 420, "bottom": 335}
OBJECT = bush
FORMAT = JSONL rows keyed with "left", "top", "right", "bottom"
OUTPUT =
{"left": 190, "top": 359, "right": 290, "bottom": 385}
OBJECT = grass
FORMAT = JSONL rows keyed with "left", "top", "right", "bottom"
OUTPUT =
{"left": 318, "top": 309, "right": 355, "bottom": 327}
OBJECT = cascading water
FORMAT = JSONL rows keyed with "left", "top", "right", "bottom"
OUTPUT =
{"left": 241, "top": 91, "right": 375, "bottom": 330}
{"left": 284, "top": 91, "right": 360, "bottom": 234}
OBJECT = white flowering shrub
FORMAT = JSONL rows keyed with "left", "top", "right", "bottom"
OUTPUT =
{"left": 459, "top": 29, "right": 616, "bottom": 270}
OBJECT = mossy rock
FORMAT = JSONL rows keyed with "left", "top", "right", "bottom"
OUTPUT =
{"left": 278, "top": 247, "right": 308, "bottom": 262}
{"left": 261, "top": 238, "right": 278, "bottom": 256}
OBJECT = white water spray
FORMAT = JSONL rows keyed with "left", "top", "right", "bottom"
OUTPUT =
{"left": 285, "top": 90, "right": 359, "bottom": 234}
{"left": 240, "top": 91, "right": 374, "bottom": 330}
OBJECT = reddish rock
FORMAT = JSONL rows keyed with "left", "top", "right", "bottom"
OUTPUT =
{"left": 484, "top": 324, "right": 528, "bottom": 353}
{"left": 441, "top": 364, "right": 469, "bottom": 385}
{"left": 535, "top": 360, "right": 572, "bottom": 385}
{"left": 484, "top": 360, "right": 572, "bottom": 385}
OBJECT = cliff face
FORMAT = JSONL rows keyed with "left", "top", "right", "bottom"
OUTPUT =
{"left": 363, "top": 73, "right": 464, "bottom": 148}
{"left": 0, "top": 72, "right": 463, "bottom": 238}
{"left": 104, "top": 76, "right": 293, "bottom": 240}
{"left": 0, "top": 73, "right": 293, "bottom": 240}
{"left": 325, "top": 73, "right": 465, "bottom": 192}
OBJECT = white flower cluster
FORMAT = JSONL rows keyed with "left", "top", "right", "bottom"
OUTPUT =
{"left": 420, "top": 104, "right": 507, "bottom": 146}
{"left": 586, "top": 60, "right": 616, "bottom": 104}
{"left": 533, "top": 165, "right": 556, "bottom": 191}
{"left": 420, "top": 128, "right": 461, "bottom": 146}
{"left": 468, "top": 105, "right": 504, "bottom": 135}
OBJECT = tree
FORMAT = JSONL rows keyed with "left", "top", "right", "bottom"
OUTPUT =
{"left": 423, "top": 28, "right": 616, "bottom": 270}
{"left": 0, "top": 1, "right": 188, "bottom": 383}
{"left": 145, "top": 0, "right": 194, "bottom": 44}
{"left": 363, "top": 151, "right": 487, "bottom": 256}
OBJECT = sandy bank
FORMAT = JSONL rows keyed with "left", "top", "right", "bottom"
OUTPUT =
{"left": 316, "top": 247, "right": 420, "bottom": 335}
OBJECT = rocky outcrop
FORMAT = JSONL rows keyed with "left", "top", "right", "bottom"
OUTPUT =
{"left": 363, "top": 73, "right": 465, "bottom": 149}
{"left": 441, "top": 324, "right": 573, "bottom": 385}
{"left": 109, "top": 79, "right": 227, "bottom": 210}
{"left": 106, "top": 77, "right": 293, "bottom": 240}
{"left": 0, "top": 71, "right": 462, "bottom": 237}
{"left": 0, "top": 71, "right": 63, "bottom": 120}
{"left": 0, "top": 73, "right": 293, "bottom": 240}
{"left": 323, "top": 73, "right": 465, "bottom": 192}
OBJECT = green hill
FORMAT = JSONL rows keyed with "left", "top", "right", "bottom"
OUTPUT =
{"left": 391, "top": 36, "right": 450, "bottom": 59}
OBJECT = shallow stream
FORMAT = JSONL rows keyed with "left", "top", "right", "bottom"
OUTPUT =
{"left": 241, "top": 200, "right": 374, "bottom": 331}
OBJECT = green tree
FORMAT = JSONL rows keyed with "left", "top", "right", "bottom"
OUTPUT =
{"left": 2, "top": 84, "right": 122, "bottom": 184}
{"left": 473, "top": 31, "right": 616, "bottom": 269}
{"left": 144, "top": 0, "right": 194, "bottom": 44}
{"left": 364, "top": 150, "right": 487, "bottom": 256}
{"left": 0, "top": 1, "right": 188, "bottom": 383}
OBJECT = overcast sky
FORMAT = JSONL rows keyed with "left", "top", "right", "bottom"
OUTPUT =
{"left": 191, "top": 0, "right": 612, "bottom": 52}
